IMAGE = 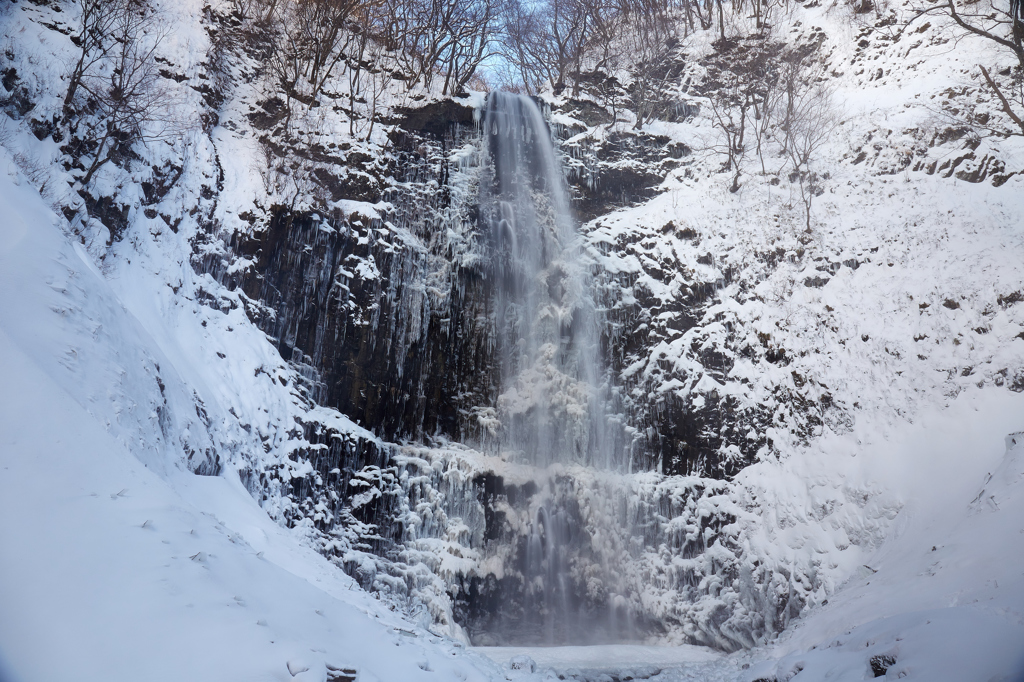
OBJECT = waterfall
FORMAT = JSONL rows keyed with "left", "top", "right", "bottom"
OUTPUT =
{"left": 476, "top": 92, "right": 633, "bottom": 644}
{"left": 483, "top": 92, "right": 619, "bottom": 471}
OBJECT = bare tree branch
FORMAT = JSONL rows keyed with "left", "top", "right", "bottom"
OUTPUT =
{"left": 979, "top": 63, "right": 1024, "bottom": 134}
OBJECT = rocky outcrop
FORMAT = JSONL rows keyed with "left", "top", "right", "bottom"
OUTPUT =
{"left": 202, "top": 107, "right": 501, "bottom": 448}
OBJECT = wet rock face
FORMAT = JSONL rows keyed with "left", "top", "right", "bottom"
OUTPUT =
{"left": 562, "top": 129, "right": 691, "bottom": 223}
{"left": 209, "top": 94, "right": 763, "bottom": 484}
{"left": 223, "top": 209, "right": 495, "bottom": 443}
{"left": 207, "top": 112, "right": 500, "bottom": 447}
{"left": 390, "top": 99, "right": 477, "bottom": 137}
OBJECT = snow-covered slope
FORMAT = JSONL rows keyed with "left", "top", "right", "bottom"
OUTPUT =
{"left": 554, "top": 3, "right": 1024, "bottom": 476}
{"left": 734, "top": 392, "right": 1024, "bottom": 681}
{"left": 0, "top": 150, "right": 503, "bottom": 681}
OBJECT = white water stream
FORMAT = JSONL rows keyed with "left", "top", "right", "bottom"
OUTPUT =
{"left": 484, "top": 91, "right": 619, "bottom": 470}
{"left": 472, "top": 643, "right": 724, "bottom": 680}
{"left": 477, "top": 93, "right": 633, "bottom": 644}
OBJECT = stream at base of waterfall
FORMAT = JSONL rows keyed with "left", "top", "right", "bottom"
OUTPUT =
{"left": 472, "top": 644, "right": 725, "bottom": 680}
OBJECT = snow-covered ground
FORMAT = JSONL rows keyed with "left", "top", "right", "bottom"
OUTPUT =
{"left": 738, "top": 392, "right": 1024, "bottom": 681}
{"left": 2, "top": 0, "right": 1024, "bottom": 677}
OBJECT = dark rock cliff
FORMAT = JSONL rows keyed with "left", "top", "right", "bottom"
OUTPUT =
{"left": 202, "top": 103, "right": 501, "bottom": 448}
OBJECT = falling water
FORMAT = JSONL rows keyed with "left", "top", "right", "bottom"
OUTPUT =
{"left": 479, "top": 92, "right": 632, "bottom": 644}
{"left": 483, "top": 91, "right": 619, "bottom": 470}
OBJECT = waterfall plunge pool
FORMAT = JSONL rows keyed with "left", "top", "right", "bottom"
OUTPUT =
{"left": 472, "top": 643, "right": 724, "bottom": 680}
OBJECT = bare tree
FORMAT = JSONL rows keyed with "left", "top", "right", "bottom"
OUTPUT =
{"left": 707, "top": 77, "right": 751, "bottom": 192}
{"left": 267, "top": 21, "right": 304, "bottom": 132}
{"left": 497, "top": 0, "right": 549, "bottom": 92}
{"left": 929, "top": 0, "right": 1024, "bottom": 68}
{"left": 779, "top": 60, "right": 839, "bottom": 231}
{"left": 345, "top": 20, "right": 371, "bottom": 137}
{"left": 727, "top": 0, "right": 786, "bottom": 29}
{"left": 265, "top": 0, "right": 360, "bottom": 115}
{"left": 498, "top": 0, "right": 594, "bottom": 94}
{"left": 623, "top": 12, "right": 682, "bottom": 129}
{"left": 438, "top": 0, "right": 494, "bottom": 95}
{"left": 688, "top": 0, "right": 715, "bottom": 31}
{"left": 344, "top": 6, "right": 396, "bottom": 140}
{"left": 373, "top": 0, "right": 493, "bottom": 94}
{"left": 751, "top": 70, "right": 783, "bottom": 175}
{"left": 703, "top": 37, "right": 784, "bottom": 190}
{"left": 360, "top": 39, "right": 396, "bottom": 139}
{"left": 495, "top": 0, "right": 766, "bottom": 95}
{"left": 233, "top": 0, "right": 286, "bottom": 24}
{"left": 376, "top": 0, "right": 425, "bottom": 81}
{"left": 979, "top": 63, "right": 1024, "bottom": 136}
{"left": 71, "top": 2, "right": 181, "bottom": 187}
{"left": 744, "top": 36, "right": 785, "bottom": 175}
{"left": 63, "top": 0, "right": 126, "bottom": 117}
{"left": 909, "top": 0, "right": 1024, "bottom": 136}
{"left": 261, "top": 0, "right": 493, "bottom": 136}
{"left": 292, "top": 0, "right": 362, "bottom": 96}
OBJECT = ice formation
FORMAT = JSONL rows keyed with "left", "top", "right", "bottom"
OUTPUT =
{"left": 366, "top": 94, "right": 802, "bottom": 648}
